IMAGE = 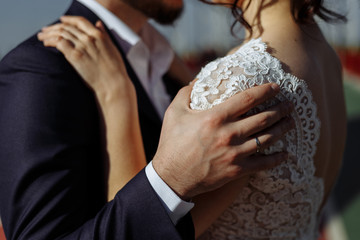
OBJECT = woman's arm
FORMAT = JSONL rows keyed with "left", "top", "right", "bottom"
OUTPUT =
{"left": 38, "top": 17, "right": 146, "bottom": 200}
{"left": 98, "top": 80, "right": 146, "bottom": 201}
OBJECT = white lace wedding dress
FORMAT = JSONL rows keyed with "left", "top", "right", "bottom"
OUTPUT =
{"left": 190, "top": 38, "right": 324, "bottom": 240}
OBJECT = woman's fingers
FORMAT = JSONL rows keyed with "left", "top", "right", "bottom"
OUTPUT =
{"left": 43, "top": 23, "right": 83, "bottom": 42}
{"left": 37, "top": 17, "right": 133, "bottom": 95}
{"left": 41, "top": 17, "right": 112, "bottom": 58}
{"left": 60, "top": 16, "right": 102, "bottom": 39}
{"left": 41, "top": 23, "right": 100, "bottom": 57}
{"left": 95, "top": 20, "right": 106, "bottom": 33}
{"left": 40, "top": 34, "right": 79, "bottom": 59}
{"left": 38, "top": 28, "right": 77, "bottom": 46}
{"left": 61, "top": 18, "right": 113, "bottom": 57}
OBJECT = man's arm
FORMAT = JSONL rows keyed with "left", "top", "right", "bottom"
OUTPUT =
{"left": 0, "top": 39, "right": 190, "bottom": 240}
{"left": 65, "top": 169, "right": 192, "bottom": 240}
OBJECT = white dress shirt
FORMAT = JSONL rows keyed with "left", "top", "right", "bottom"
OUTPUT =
{"left": 76, "top": 0, "right": 194, "bottom": 225}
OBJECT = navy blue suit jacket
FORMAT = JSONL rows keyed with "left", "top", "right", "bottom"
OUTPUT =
{"left": 0, "top": 1, "right": 194, "bottom": 239}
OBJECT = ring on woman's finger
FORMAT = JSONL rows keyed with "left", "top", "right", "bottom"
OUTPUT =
{"left": 255, "top": 137, "right": 261, "bottom": 154}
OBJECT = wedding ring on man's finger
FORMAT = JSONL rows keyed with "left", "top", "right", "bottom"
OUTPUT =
{"left": 255, "top": 137, "right": 261, "bottom": 154}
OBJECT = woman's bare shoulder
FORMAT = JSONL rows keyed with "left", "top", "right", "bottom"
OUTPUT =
{"left": 226, "top": 46, "right": 241, "bottom": 55}
{"left": 264, "top": 35, "right": 341, "bottom": 82}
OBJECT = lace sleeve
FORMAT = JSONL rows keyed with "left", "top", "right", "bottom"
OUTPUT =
{"left": 190, "top": 39, "right": 286, "bottom": 154}
{"left": 191, "top": 38, "right": 280, "bottom": 111}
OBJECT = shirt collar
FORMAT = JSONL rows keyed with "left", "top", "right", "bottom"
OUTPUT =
{"left": 76, "top": 0, "right": 140, "bottom": 46}
{"left": 75, "top": 0, "right": 174, "bottom": 119}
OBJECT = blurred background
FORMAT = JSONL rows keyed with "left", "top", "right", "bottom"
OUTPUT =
{"left": 0, "top": 0, "right": 359, "bottom": 239}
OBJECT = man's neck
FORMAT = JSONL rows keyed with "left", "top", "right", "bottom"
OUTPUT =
{"left": 95, "top": 0, "right": 148, "bottom": 34}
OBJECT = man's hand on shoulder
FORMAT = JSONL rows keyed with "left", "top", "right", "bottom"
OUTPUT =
{"left": 152, "top": 83, "right": 294, "bottom": 200}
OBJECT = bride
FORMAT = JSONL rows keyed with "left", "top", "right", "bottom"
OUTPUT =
{"left": 38, "top": 0, "right": 347, "bottom": 239}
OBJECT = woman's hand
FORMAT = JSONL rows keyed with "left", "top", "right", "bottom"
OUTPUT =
{"left": 38, "top": 16, "right": 147, "bottom": 201}
{"left": 38, "top": 16, "right": 132, "bottom": 102}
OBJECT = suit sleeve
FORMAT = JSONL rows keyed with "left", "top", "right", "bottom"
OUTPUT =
{"left": 0, "top": 37, "right": 194, "bottom": 240}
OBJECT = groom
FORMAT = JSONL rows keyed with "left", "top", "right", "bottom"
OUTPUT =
{"left": 0, "top": 0, "right": 293, "bottom": 239}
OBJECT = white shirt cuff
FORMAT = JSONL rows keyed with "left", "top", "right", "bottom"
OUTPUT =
{"left": 145, "top": 161, "right": 194, "bottom": 225}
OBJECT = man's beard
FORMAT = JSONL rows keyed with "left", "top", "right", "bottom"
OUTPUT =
{"left": 123, "top": 0, "right": 183, "bottom": 25}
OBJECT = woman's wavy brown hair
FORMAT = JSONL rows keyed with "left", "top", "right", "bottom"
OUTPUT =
{"left": 200, "top": 0, "right": 347, "bottom": 37}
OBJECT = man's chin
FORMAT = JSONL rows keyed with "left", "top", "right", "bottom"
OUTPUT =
{"left": 153, "top": 9, "right": 183, "bottom": 25}
{"left": 123, "top": 0, "right": 184, "bottom": 25}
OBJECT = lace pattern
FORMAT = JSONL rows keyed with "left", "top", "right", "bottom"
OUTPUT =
{"left": 191, "top": 39, "right": 323, "bottom": 240}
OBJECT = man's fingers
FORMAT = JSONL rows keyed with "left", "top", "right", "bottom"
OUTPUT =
{"left": 230, "top": 100, "right": 294, "bottom": 139}
{"left": 254, "top": 116, "right": 295, "bottom": 149}
{"left": 237, "top": 152, "right": 288, "bottom": 175}
{"left": 236, "top": 116, "right": 295, "bottom": 156}
{"left": 212, "top": 83, "right": 280, "bottom": 119}
{"left": 229, "top": 115, "right": 294, "bottom": 158}
{"left": 171, "top": 83, "right": 194, "bottom": 109}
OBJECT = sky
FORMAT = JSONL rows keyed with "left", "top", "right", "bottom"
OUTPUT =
{"left": 0, "top": 0, "right": 72, "bottom": 58}
{"left": 0, "top": 0, "right": 237, "bottom": 58}
{"left": 0, "top": 0, "right": 359, "bottom": 59}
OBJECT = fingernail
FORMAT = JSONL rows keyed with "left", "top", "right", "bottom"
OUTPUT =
{"left": 37, "top": 32, "right": 43, "bottom": 39}
{"left": 271, "top": 83, "right": 280, "bottom": 92}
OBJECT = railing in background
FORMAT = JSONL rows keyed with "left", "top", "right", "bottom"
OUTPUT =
{"left": 0, "top": 219, "right": 5, "bottom": 240}
{"left": 337, "top": 48, "right": 360, "bottom": 78}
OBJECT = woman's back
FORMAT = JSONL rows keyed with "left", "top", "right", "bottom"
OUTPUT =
{"left": 190, "top": 11, "right": 346, "bottom": 239}
{"left": 265, "top": 23, "right": 347, "bottom": 200}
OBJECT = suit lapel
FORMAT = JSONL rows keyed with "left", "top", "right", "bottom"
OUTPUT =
{"left": 65, "top": 1, "right": 162, "bottom": 128}
{"left": 107, "top": 31, "right": 163, "bottom": 127}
